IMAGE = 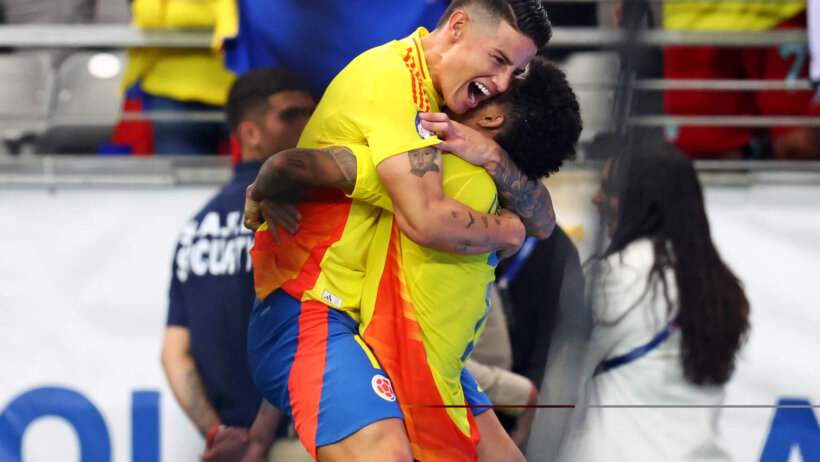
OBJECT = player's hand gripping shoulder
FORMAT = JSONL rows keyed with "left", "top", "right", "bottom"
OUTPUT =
{"left": 418, "top": 112, "right": 556, "bottom": 239}
{"left": 376, "top": 145, "right": 525, "bottom": 256}
{"left": 243, "top": 146, "right": 358, "bottom": 242}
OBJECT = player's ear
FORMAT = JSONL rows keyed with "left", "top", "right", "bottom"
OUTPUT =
{"left": 447, "top": 10, "right": 469, "bottom": 41}
{"left": 237, "top": 120, "right": 261, "bottom": 147}
{"left": 478, "top": 113, "right": 505, "bottom": 130}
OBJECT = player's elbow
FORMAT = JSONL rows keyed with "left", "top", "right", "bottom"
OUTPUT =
{"left": 160, "top": 329, "right": 190, "bottom": 375}
{"left": 528, "top": 208, "right": 556, "bottom": 240}
{"left": 394, "top": 210, "right": 436, "bottom": 248}
{"left": 530, "top": 220, "right": 555, "bottom": 240}
{"left": 160, "top": 342, "right": 175, "bottom": 374}
{"left": 269, "top": 151, "right": 290, "bottom": 175}
{"left": 510, "top": 221, "right": 527, "bottom": 248}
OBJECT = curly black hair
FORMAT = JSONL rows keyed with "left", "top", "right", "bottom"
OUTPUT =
{"left": 437, "top": 0, "right": 552, "bottom": 50}
{"left": 494, "top": 57, "right": 582, "bottom": 179}
{"left": 225, "top": 67, "right": 311, "bottom": 133}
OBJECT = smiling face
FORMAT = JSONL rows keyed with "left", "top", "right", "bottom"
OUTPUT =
{"left": 437, "top": 11, "right": 536, "bottom": 114}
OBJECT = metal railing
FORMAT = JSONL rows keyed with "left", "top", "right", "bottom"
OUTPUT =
{"left": 2, "top": 155, "right": 819, "bottom": 188}
{"left": 0, "top": 24, "right": 809, "bottom": 49}
{"left": 0, "top": 13, "right": 816, "bottom": 154}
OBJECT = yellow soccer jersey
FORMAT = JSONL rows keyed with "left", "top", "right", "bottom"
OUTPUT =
{"left": 664, "top": 1, "right": 805, "bottom": 31}
{"left": 397, "top": 156, "right": 500, "bottom": 435}
{"left": 250, "top": 28, "right": 442, "bottom": 323}
{"left": 353, "top": 153, "right": 500, "bottom": 444}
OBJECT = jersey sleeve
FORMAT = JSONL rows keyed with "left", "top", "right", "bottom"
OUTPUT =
{"left": 345, "top": 143, "right": 394, "bottom": 212}
{"left": 360, "top": 58, "right": 441, "bottom": 166}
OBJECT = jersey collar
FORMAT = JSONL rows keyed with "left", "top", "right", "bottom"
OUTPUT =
{"left": 404, "top": 27, "right": 444, "bottom": 110}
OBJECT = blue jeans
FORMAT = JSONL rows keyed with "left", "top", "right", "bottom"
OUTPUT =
{"left": 144, "top": 93, "right": 228, "bottom": 155}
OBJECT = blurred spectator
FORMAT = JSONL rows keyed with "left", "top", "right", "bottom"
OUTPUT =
{"left": 119, "top": 0, "right": 235, "bottom": 155}
{"left": 810, "top": 0, "right": 820, "bottom": 92}
{"left": 0, "top": 0, "right": 95, "bottom": 63}
{"left": 216, "top": 0, "right": 448, "bottom": 95}
{"left": 663, "top": 1, "right": 820, "bottom": 160}
{"left": 496, "top": 228, "right": 586, "bottom": 389}
{"left": 486, "top": 227, "right": 587, "bottom": 459}
{"left": 466, "top": 225, "right": 588, "bottom": 453}
{"left": 0, "top": 3, "right": 6, "bottom": 54}
{"left": 161, "top": 68, "right": 313, "bottom": 461}
{"left": 557, "top": 139, "right": 751, "bottom": 461}
{"left": 461, "top": 225, "right": 588, "bottom": 458}
{"left": 522, "top": 232, "right": 590, "bottom": 462}
{"left": 0, "top": 0, "right": 94, "bottom": 24}
{"left": 465, "top": 285, "right": 539, "bottom": 447}
{"left": 538, "top": 0, "right": 598, "bottom": 62}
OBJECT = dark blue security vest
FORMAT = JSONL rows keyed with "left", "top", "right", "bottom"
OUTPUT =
{"left": 167, "top": 162, "right": 262, "bottom": 427}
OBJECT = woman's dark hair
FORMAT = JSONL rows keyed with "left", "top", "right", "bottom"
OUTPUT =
{"left": 604, "top": 140, "right": 750, "bottom": 386}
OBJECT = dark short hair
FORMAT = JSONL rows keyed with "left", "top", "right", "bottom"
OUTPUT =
{"left": 225, "top": 67, "right": 311, "bottom": 133}
{"left": 437, "top": 0, "right": 552, "bottom": 50}
{"left": 494, "top": 57, "right": 581, "bottom": 178}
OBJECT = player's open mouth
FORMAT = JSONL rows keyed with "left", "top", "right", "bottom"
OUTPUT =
{"left": 467, "top": 81, "right": 492, "bottom": 105}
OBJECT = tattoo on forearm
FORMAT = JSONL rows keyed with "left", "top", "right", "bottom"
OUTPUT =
{"left": 327, "top": 146, "right": 357, "bottom": 187}
{"left": 488, "top": 148, "right": 550, "bottom": 228}
{"left": 481, "top": 216, "right": 488, "bottom": 228}
{"left": 408, "top": 147, "right": 441, "bottom": 177}
{"left": 275, "top": 147, "right": 358, "bottom": 192}
{"left": 287, "top": 154, "right": 307, "bottom": 170}
{"left": 466, "top": 211, "right": 475, "bottom": 229}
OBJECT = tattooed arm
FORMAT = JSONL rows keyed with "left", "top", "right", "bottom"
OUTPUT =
{"left": 377, "top": 146, "right": 525, "bottom": 256}
{"left": 484, "top": 146, "right": 556, "bottom": 239}
{"left": 161, "top": 326, "right": 222, "bottom": 436}
{"left": 250, "top": 145, "right": 357, "bottom": 199}
{"left": 243, "top": 146, "right": 358, "bottom": 232}
{"left": 417, "top": 112, "right": 556, "bottom": 239}
{"left": 243, "top": 143, "right": 524, "bottom": 256}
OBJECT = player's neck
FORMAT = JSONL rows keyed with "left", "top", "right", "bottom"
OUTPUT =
{"left": 419, "top": 30, "right": 443, "bottom": 94}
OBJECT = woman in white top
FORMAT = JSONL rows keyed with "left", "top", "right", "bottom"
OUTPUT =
{"left": 558, "top": 141, "right": 750, "bottom": 462}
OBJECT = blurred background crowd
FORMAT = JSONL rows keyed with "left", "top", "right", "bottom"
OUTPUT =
{"left": 1, "top": 0, "right": 818, "bottom": 160}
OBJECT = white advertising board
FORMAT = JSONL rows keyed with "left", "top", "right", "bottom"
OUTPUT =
{"left": 0, "top": 174, "right": 818, "bottom": 461}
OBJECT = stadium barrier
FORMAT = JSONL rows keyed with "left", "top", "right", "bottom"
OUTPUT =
{"left": 0, "top": 159, "right": 818, "bottom": 462}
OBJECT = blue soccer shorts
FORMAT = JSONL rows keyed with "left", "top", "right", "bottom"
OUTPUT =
{"left": 247, "top": 289, "right": 491, "bottom": 458}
